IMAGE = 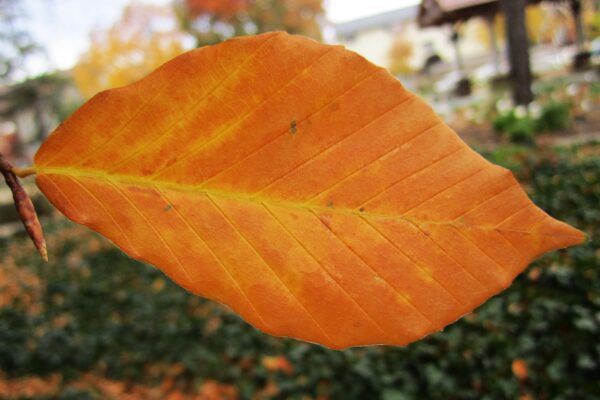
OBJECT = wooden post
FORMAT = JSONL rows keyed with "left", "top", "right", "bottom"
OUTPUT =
{"left": 500, "top": 0, "right": 533, "bottom": 105}
{"left": 450, "top": 25, "right": 465, "bottom": 74}
{"left": 485, "top": 14, "right": 500, "bottom": 75}
{"left": 570, "top": 0, "right": 591, "bottom": 70}
{"left": 571, "top": 0, "right": 585, "bottom": 51}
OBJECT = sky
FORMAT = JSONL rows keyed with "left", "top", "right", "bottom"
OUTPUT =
{"left": 327, "top": 0, "right": 419, "bottom": 22}
{"left": 20, "top": 0, "right": 420, "bottom": 75}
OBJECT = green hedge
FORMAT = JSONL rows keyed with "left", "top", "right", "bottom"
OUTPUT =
{"left": 1, "top": 144, "right": 598, "bottom": 399}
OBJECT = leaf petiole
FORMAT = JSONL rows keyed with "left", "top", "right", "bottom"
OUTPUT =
{"left": 12, "top": 166, "right": 37, "bottom": 178}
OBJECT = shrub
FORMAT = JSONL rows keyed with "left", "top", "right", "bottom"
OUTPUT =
{"left": 536, "top": 101, "right": 571, "bottom": 133}
{"left": 0, "top": 143, "right": 598, "bottom": 399}
{"left": 492, "top": 100, "right": 572, "bottom": 144}
{"left": 492, "top": 110, "right": 537, "bottom": 144}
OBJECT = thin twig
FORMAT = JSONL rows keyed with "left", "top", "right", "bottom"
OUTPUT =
{"left": 0, "top": 152, "right": 47, "bottom": 261}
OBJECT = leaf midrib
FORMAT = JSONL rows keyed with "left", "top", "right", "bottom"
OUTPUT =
{"left": 34, "top": 165, "right": 577, "bottom": 238}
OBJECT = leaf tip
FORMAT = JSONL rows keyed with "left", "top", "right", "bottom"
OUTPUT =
{"left": 558, "top": 221, "right": 587, "bottom": 247}
{"left": 540, "top": 217, "right": 587, "bottom": 253}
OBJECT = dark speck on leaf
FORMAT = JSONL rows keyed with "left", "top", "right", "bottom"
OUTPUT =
{"left": 290, "top": 120, "right": 297, "bottom": 135}
{"left": 164, "top": 204, "right": 173, "bottom": 212}
{"left": 359, "top": 207, "right": 365, "bottom": 212}
{"left": 327, "top": 201, "right": 334, "bottom": 208}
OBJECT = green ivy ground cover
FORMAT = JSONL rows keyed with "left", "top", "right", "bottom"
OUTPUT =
{"left": 0, "top": 143, "right": 598, "bottom": 399}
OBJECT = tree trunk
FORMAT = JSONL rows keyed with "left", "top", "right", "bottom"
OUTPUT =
{"left": 500, "top": 0, "right": 533, "bottom": 105}
{"left": 571, "top": 0, "right": 585, "bottom": 51}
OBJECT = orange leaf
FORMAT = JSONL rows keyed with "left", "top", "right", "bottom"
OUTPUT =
{"left": 262, "top": 355, "right": 294, "bottom": 374}
{"left": 32, "top": 32, "right": 584, "bottom": 349}
{"left": 512, "top": 358, "right": 528, "bottom": 381}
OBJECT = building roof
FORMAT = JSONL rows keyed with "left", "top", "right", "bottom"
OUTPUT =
{"left": 437, "top": 0, "right": 496, "bottom": 12}
{"left": 418, "top": 0, "right": 498, "bottom": 27}
{"left": 334, "top": 6, "right": 418, "bottom": 40}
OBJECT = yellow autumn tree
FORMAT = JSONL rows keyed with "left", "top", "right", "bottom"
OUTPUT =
{"left": 73, "top": 3, "right": 191, "bottom": 98}
{"left": 388, "top": 31, "right": 415, "bottom": 76}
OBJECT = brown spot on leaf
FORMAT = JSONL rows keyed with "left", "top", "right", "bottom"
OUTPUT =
{"left": 289, "top": 120, "right": 297, "bottom": 135}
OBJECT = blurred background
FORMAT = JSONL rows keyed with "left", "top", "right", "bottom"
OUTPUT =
{"left": 0, "top": 0, "right": 599, "bottom": 398}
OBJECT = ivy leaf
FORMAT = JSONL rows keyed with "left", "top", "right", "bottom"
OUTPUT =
{"left": 31, "top": 32, "right": 584, "bottom": 349}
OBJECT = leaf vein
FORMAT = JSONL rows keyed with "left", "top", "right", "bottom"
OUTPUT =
{"left": 358, "top": 215, "right": 465, "bottom": 308}
{"left": 58, "top": 58, "right": 186, "bottom": 168}
{"left": 105, "top": 178, "right": 194, "bottom": 282}
{"left": 495, "top": 212, "right": 547, "bottom": 257}
{"left": 310, "top": 210, "right": 436, "bottom": 327}
{"left": 406, "top": 220, "right": 491, "bottom": 291}
{"left": 42, "top": 175, "right": 79, "bottom": 214}
{"left": 155, "top": 186, "right": 270, "bottom": 329}
{"left": 250, "top": 93, "right": 417, "bottom": 195}
{"left": 304, "top": 120, "right": 443, "bottom": 203}
{"left": 401, "top": 167, "right": 488, "bottom": 216}
{"left": 109, "top": 34, "right": 280, "bottom": 173}
{"left": 205, "top": 194, "right": 336, "bottom": 345}
{"left": 37, "top": 169, "right": 571, "bottom": 238}
{"left": 262, "top": 203, "right": 392, "bottom": 340}
{"left": 356, "top": 146, "right": 463, "bottom": 208}
{"left": 451, "top": 184, "right": 514, "bottom": 221}
{"left": 70, "top": 177, "right": 139, "bottom": 255}
{"left": 493, "top": 203, "right": 534, "bottom": 228}
{"left": 450, "top": 226, "right": 511, "bottom": 283}
{"left": 150, "top": 46, "right": 350, "bottom": 179}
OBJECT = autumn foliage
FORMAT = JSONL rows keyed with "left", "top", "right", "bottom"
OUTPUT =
{"left": 180, "top": 0, "right": 323, "bottom": 45}
{"left": 185, "top": 0, "right": 251, "bottom": 18}
{"left": 73, "top": 3, "right": 190, "bottom": 98}
{"left": 388, "top": 30, "right": 415, "bottom": 76}
{"left": 0, "top": 372, "right": 238, "bottom": 400}
{"left": 24, "top": 32, "right": 584, "bottom": 349}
